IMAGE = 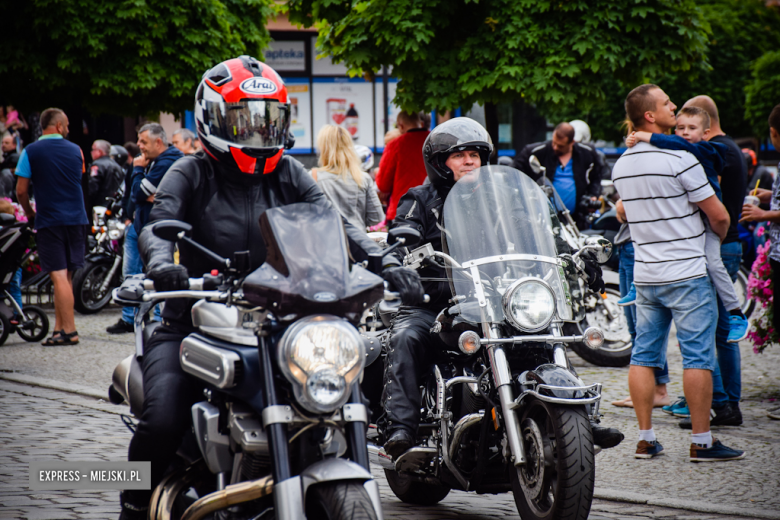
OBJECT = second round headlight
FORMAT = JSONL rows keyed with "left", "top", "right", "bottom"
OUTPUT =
{"left": 503, "top": 279, "right": 556, "bottom": 332}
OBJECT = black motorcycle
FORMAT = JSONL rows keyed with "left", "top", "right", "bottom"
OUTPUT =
{"left": 369, "top": 166, "right": 610, "bottom": 520}
{"left": 73, "top": 197, "right": 125, "bottom": 314}
{"left": 110, "top": 203, "right": 398, "bottom": 520}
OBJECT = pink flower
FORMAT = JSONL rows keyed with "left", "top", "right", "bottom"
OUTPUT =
{"left": 757, "top": 226, "right": 766, "bottom": 237}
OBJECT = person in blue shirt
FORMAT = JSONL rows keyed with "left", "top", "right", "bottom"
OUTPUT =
{"left": 624, "top": 106, "right": 749, "bottom": 343}
{"left": 15, "top": 108, "right": 88, "bottom": 346}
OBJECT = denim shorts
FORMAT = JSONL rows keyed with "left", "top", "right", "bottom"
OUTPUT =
{"left": 631, "top": 275, "right": 718, "bottom": 371}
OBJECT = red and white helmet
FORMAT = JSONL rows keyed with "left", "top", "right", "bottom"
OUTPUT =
{"left": 195, "top": 56, "right": 292, "bottom": 175}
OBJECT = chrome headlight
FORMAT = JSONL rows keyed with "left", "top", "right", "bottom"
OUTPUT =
{"left": 277, "top": 315, "right": 364, "bottom": 414}
{"left": 502, "top": 278, "right": 556, "bottom": 332}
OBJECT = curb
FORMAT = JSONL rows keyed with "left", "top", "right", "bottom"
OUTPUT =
{"left": 2, "top": 373, "right": 778, "bottom": 520}
{"left": 595, "top": 488, "right": 780, "bottom": 520}
{"left": 0, "top": 371, "right": 107, "bottom": 400}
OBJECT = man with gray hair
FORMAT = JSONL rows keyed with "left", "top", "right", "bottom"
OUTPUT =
{"left": 171, "top": 128, "right": 198, "bottom": 155}
{"left": 88, "top": 139, "right": 123, "bottom": 214}
{"left": 107, "top": 123, "right": 182, "bottom": 334}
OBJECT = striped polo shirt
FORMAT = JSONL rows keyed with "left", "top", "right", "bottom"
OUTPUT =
{"left": 612, "top": 142, "right": 715, "bottom": 285}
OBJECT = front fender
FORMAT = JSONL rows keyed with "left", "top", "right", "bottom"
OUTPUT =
{"left": 300, "top": 459, "right": 382, "bottom": 520}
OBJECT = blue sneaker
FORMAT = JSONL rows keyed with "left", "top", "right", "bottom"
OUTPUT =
{"left": 635, "top": 439, "right": 664, "bottom": 459}
{"left": 662, "top": 396, "right": 686, "bottom": 416}
{"left": 727, "top": 315, "right": 749, "bottom": 343}
{"left": 672, "top": 405, "right": 690, "bottom": 418}
{"left": 690, "top": 439, "right": 746, "bottom": 462}
{"left": 618, "top": 283, "right": 636, "bottom": 306}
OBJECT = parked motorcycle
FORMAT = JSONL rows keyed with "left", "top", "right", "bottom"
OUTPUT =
{"left": 109, "top": 203, "right": 396, "bottom": 520}
{"left": 73, "top": 197, "right": 125, "bottom": 314}
{"left": 528, "top": 157, "right": 632, "bottom": 367}
{"left": 369, "top": 166, "right": 609, "bottom": 520}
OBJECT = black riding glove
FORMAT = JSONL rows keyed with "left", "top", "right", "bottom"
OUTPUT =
{"left": 382, "top": 266, "right": 424, "bottom": 306}
{"left": 147, "top": 263, "right": 189, "bottom": 292}
{"left": 582, "top": 259, "right": 606, "bottom": 294}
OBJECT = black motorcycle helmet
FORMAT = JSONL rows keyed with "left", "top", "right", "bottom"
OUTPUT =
{"left": 422, "top": 117, "right": 493, "bottom": 189}
{"left": 110, "top": 145, "right": 128, "bottom": 166}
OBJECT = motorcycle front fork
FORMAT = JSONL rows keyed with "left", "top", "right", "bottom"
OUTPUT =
{"left": 486, "top": 323, "right": 570, "bottom": 467}
{"left": 257, "top": 335, "right": 371, "bottom": 519}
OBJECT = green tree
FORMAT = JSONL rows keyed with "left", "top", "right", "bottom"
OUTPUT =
{"left": 287, "top": 0, "right": 709, "bottom": 120}
{"left": 1, "top": 0, "right": 275, "bottom": 116}
{"left": 745, "top": 51, "right": 780, "bottom": 138}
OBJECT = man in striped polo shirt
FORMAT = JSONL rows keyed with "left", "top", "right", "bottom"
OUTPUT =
{"left": 612, "top": 84, "right": 745, "bottom": 462}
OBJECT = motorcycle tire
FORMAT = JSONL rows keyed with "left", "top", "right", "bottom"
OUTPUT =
{"left": 567, "top": 288, "right": 632, "bottom": 367}
{"left": 16, "top": 305, "right": 49, "bottom": 342}
{"left": 0, "top": 313, "right": 10, "bottom": 346}
{"left": 510, "top": 398, "right": 594, "bottom": 520}
{"left": 73, "top": 258, "right": 117, "bottom": 314}
{"left": 305, "top": 481, "right": 378, "bottom": 520}
{"left": 383, "top": 469, "right": 451, "bottom": 506}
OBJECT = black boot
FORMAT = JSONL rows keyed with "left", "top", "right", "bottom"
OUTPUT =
{"left": 384, "top": 428, "right": 414, "bottom": 459}
{"left": 678, "top": 402, "right": 742, "bottom": 429}
{"left": 591, "top": 422, "right": 624, "bottom": 449}
{"left": 118, "top": 492, "right": 148, "bottom": 520}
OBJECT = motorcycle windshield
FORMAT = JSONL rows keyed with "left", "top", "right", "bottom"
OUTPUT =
{"left": 442, "top": 165, "right": 572, "bottom": 324}
{"left": 241, "top": 203, "right": 384, "bottom": 322}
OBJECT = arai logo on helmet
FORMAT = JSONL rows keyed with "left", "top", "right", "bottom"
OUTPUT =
{"left": 313, "top": 292, "right": 337, "bottom": 302}
{"left": 240, "top": 78, "right": 278, "bottom": 95}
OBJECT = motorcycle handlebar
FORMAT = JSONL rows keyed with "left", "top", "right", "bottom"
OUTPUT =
{"left": 142, "top": 273, "right": 223, "bottom": 292}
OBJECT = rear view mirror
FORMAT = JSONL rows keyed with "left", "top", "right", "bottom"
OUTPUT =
{"left": 582, "top": 236, "right": 613, "bottom": 264}
{"left": 388, "top": 227, "right": 421, "bottom": 248}
{"left": 529, "top": 155, "right": 544, "bottom": 175}
{"left": 149, "top": 220, "right": 192, "bottom": 242}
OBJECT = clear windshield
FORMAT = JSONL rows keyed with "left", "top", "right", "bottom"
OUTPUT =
{"left": 442, "top": 165, "right": 573, "bottom": 324}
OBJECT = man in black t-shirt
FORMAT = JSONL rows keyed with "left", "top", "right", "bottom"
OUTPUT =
{"left": 682, "top": 95, "right": 747, "bottom": 427}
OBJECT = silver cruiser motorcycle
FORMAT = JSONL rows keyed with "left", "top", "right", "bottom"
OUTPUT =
{"left": 370, "top": 166, "right": 611, "bottom": 520}
{"left": 109, "top": 203, "right": 396, "bottom": 520}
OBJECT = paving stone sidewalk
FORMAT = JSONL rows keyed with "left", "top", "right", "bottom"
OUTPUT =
{"left": 1, "top": 308, "right": 779, "bottom": 518}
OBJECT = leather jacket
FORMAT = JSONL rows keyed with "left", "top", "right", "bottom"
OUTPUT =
{"left": 390, "top": 183, "right": 451, "bottom": 310}
{"left": 88, "top": 156, "right": 123, "bottom": 212}
{"left": 139, "top": 152, "right": 393, "bottom": 330}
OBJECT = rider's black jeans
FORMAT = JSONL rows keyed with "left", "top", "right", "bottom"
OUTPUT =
{"left": 122, "top": 324, "right": 203, "bottom": 509}
{"left": 382, "top": 306, "right": 447, "bottom": 435}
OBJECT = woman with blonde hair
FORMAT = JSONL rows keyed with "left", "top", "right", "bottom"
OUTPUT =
{"left": 312, "top": 125, "right": 384, "bottom": 230}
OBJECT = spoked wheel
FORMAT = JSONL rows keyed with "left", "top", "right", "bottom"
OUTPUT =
{"left": 384, "top": 469, "right": 451, "bottom": 506}
{"left": 568, "top": 287, "right": 632, "bottom": 367}
{"left": 305, "top": 481, "right": 378, "bottom": 520}
{"left": 16, "top": 305, "right": 49, "bottom": 342}
{"left": 510, "top": 398, "right": 594, "bottom": 520}
{"left": 73, "top": 259, "right": 116, "bottom": 314}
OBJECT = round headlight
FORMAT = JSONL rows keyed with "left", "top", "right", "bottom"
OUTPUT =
{"left": 503, "top": 279, "right": 556, "bottom": 332}
{"left": 277, "top": 315, "right": 364, "bottom": 413}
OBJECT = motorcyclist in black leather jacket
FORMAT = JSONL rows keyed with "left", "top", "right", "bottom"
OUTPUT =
{"left": 381, "top": 117, "right": 622, "bottom": 460}
{"left": 119, "top": 56, "right": 417, "bottom": 519}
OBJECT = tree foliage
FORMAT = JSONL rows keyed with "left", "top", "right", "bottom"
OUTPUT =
{"left": 1, "top": 0, "right": 275, "bottom": 116}
{"left": 745, "top": 51, "right": 780, "bottom": 139}
{"left": 287, "top": 0, "right": 709, "bottom": 118}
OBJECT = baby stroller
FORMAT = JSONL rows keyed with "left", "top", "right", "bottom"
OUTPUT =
{"left": 0, "top": 213, "right": 49, "bottom": 345}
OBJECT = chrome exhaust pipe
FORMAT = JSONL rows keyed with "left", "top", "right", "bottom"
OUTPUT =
{"left": 448, "top": 412, "right": 484, "bottom": 462}
{"left": 180, "top": 475, "right": 274, "bottom": 520}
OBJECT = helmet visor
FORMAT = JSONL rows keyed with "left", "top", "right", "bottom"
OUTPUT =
{"left": 202, "top": 99, "right": 289, "bottom": 148}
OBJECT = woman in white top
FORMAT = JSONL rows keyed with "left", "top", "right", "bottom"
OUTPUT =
{"left": 312, "top": 125, "right": 384, "bottom": 230}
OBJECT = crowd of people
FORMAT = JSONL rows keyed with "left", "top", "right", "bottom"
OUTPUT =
{"left": 2, "top": 55, "right": 779, "bottom": 518}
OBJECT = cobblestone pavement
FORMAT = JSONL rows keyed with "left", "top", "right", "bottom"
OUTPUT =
{"left": 1, "top": 308, "right": 779, "bottom": 519}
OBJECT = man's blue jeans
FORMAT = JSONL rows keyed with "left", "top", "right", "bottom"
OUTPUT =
{"left": 9, "top": 268, "right": 22, "bottom": 313}
{"left": 122, "top": 225, "right": 144, "bottom": 325}
{"left": 619, "top": 243, "right": 669, "bottom": 384}
{"left": 713, "top": 241, "right": 743, "bottom": 404}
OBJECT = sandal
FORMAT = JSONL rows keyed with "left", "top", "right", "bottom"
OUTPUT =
{"left": 42, "top": 330, "right": 79, "bottom": 347}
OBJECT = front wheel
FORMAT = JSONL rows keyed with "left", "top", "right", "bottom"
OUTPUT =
{"left": 510, "top": 399, "right": 594, "bottom": 520}
{"left": 16, "top": 305, "right": 49, "bottom": 342}
{"left": 73, "top": 258, "right": 117, "bottom": 314}
{"left": 305, "top": 481, "right": 378, "bottom": 520}
{"left": 384, "top": 469, "right": 451, "bottom": 505}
